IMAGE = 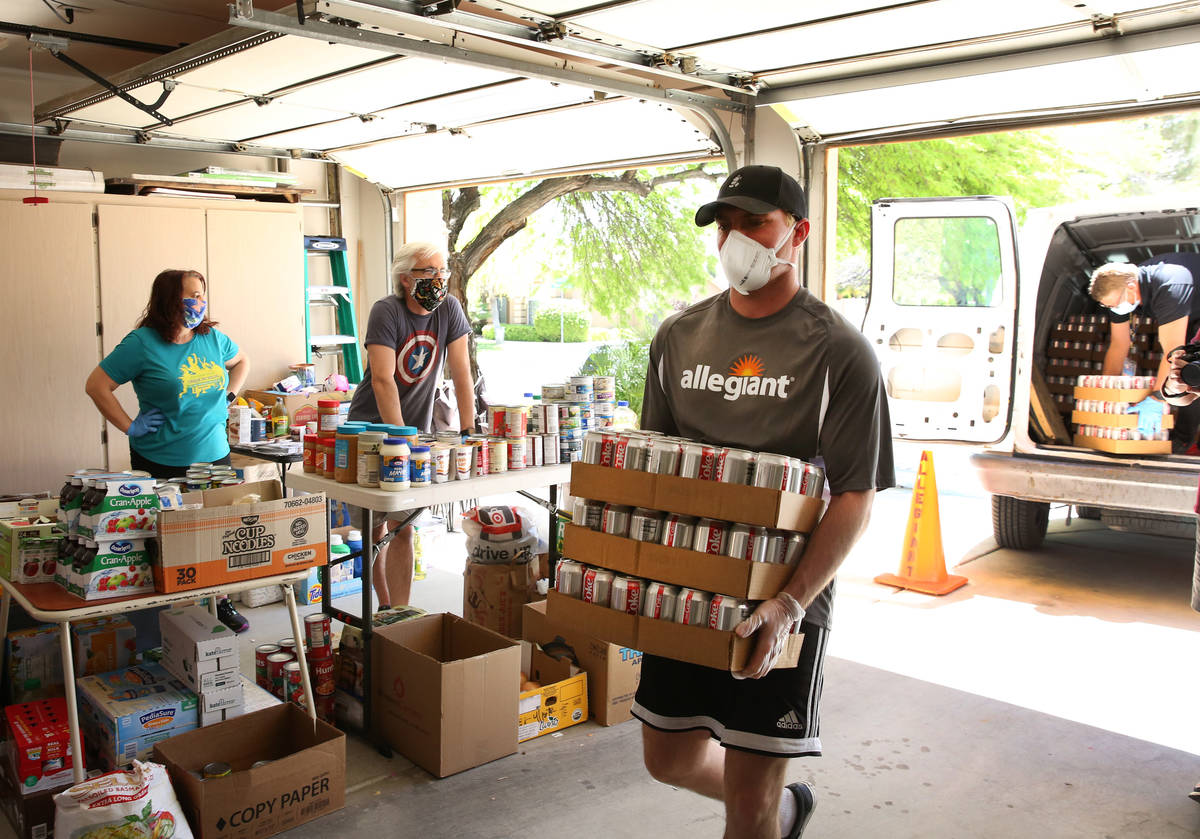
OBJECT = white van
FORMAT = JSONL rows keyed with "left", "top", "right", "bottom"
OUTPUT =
{"left": 861, "top": 194, "right": 1200, "bottom": 606}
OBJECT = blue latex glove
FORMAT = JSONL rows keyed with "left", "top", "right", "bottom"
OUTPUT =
{"left": 1126, "top": 397, "right": 1165, "bottom": 435}
{"left": 127, "top": 408, "right": 165, "bottom": 438}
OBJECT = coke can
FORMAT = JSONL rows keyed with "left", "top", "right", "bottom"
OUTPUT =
{"left": 583, "top": 430, "right": 606, "bottom": 465}
{"left": 692, "top": 518, "right": 728, "bottom": 555}
{"left": 709, "top": 594, "right": 748, "bottom": 631}
{"left": 647, "top": 438, "right": 683, "bottom": 475}
{"left": 753, "top": 453, "right": 790, "bottom": 490}
{"left": 660, "top": 513, "right": 697, "bottom": 548}
{"left": 629, "top": 507, "right": 665, "bottom": 542}
{"left": 610, "top": 575, "right": 644, "bottom": 614}
{"left": 581, "top": 567, "right": 614, "bottom": 605}
{"left": 784, "top": 533, "right": 808, "bottom": 566}
{"left": 601, "top": 503, "right": 633, "bottom": 537}
{"left": 763, "top": 530, "right": 789, "bottom": 564}
{"left": 267, "top": 652, "right": 294, "bottom": 699}
{"left": 304, "top": 613, "right": 331, "bottom": 658}
{"left": 678, "top": 442, "right": 708, "bottom": 479}
{"left": 642, "top": 581, "right": 680, "bottom": 620}
{"left": 555, "top": 559, "right": 584, "bottom": 597}
{"left": 675, "top": 588, "right": 711, "bottom": 626}
{"left": 255, "top": 643, "right": 281, "bottom": 689}
{"left": 716, "top": 449, "right": 756, "bottom": 485}
{"left": 284, "top": 660, "right": 305, "bottom": 707}
{"left": 622, "top": 436, "right": 651, "bottom": 471}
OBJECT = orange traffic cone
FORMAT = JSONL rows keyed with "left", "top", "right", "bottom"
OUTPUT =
{"left": 874, "top": 450, "right": 968, "bottom": 596}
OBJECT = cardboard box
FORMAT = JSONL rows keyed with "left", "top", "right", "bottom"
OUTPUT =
{"left": 569, "top": 462, "right": 823, "bottom": 533}
{"left": 1073, "top": 385, "right": 1156, "bottom": 402}
{"left": 71, "top": 616, "right": 137, "bottom": 677}
{"left": 200, "top": 681, "right": 244, "bottom": 714}
{"left": 5, "top": 626, "right": 63, "bottom": 704}
{"left": 523, "top": 600, "right": 640, "bottom": 726}
{"left": 229, "top": 452, "right": 280, "bottom": 484}
{"left": 245, "top": 389, "right": 351, "bottom": 430}
{"left": 69, "top": 538, "right": 155, "bottom": 600}
{"left": 518, "top": 643, "right": 587, "bottom": 742}
{"left": 4, "top": 699, "right": 77, "bottom": 794}
{"left": 0, "top": 755, "right": 61, "bottom": 839}
{"left": 462, "top": 559, "right": 540, "bottom": 639}
{"left": 1072, "top": 434, "right": 1172, "bottom": 454}
{"left": 0, "top": 518, "right": 61, "bottom": 583}
{"left": 155, "top": 480, "right": 327, "bottom": 592}
{"left": 76, "top": 663, "right": 198, "bottom": 749}
{"left": 371, "top": 613, "right": 520, "bottom": 777}
{"left": 546, "top": 591, "right": 803, "bottom": 672}
{"left": 154, "top": 703, "right": 346, "bottom": 839}
{"left": 160, "top": 606, "right": 239, "bottom": 661}
{"left": 77, "top": 476, "right": 158, "bottom": 542}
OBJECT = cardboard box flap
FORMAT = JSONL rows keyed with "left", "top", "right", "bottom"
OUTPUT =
{"left": 562, "top": 525, "right": 638, "bottom": 576}
{"left": 447, "top": 615, "right": 521, "bottom": 662}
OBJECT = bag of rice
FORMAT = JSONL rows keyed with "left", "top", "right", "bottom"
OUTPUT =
{"left": 54, "top": 760, "right": 193, "bottom": 839}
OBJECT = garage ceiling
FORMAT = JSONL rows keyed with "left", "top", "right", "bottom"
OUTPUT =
{"left": 4, "top": 0, "right": 1200, "bottom": 189}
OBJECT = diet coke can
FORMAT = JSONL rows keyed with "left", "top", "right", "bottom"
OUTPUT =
{"left": 641, "top": 581, "right": 680, "bottom": 620}
{"left": 582, "top": 430, "right": 606, "bottom": 465}
{"left": 709, "top": 594, "right": 748, "bottom": 631}
{"left": 616, "top": 435, "right": 650, "bottom": 471}
{"left": 660, "top": 513, "right": 698, "bottom": 549}
{"left": 610, "top": 575, "right": 644, "bottom": 614}
{"left": 581, "top": 567, "right": 614, "bottom": 605}
{"left": 679, "top": 442, "right": 719, "bottom": 480}
{"left": 675, "top": 588, "right": 712, "bottom": 626}
{"left": 716, "top": 448, "right": 756, "bottom": 485}
{"left": 555, "top": 559, "right": 584, "bottom": 597}
{"left": 629, "top": 507, "right": 665, "bottom": 542}
{"left": 784, "top": 533, "right": 808, "bottom": 566}
{"left": 763, "top": 529, "right": 789, "bottom": 564}
{"left": 692, "top": 518, "right": 728, "bottom": 555}
{"left": 753, "top": 453, "right": 790, "bottom": 490}
{"left": 725, "top": 523, "right": 768, "bottom": 563}
{"left": 601, "top": 503, "right": 633, "bottom": 537}
{"left": 574, "top": 498, "right": 605, "bottom": 530}
{"left": 647, "top": 438, "right": 683, "bottom": 475}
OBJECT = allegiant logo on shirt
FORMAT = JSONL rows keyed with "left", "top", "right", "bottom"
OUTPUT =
{"left": 679, "top": 354, "right": 795, "bottom": 401}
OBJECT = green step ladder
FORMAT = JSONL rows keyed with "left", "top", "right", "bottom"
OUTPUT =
{"left": 304, "top": 235, "right": 363, "bottom": 384}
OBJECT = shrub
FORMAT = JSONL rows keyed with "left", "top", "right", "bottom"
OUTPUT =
{"left": 534, "top": 305, "right": 590, "bottom": 342}
{"left": 503, "top": 323, "right": 538, "bottom": 342}
{"left": 482, "top": 324, "right": 495, "bottom": 340}
{"left": 578, "top": 339, "right": 650, "bottom": 418}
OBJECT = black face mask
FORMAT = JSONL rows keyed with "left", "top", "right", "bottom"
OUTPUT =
{"left": 410, "top": 275, "right": 448, "bottom": 311}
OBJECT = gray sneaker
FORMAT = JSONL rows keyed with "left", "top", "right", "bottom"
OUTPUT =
{"left": 784, "top": 782, "right": 816, "bottom": 839}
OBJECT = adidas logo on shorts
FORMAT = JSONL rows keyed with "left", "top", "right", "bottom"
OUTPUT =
{"left": 776, "top": 710, "right": 805, "bottom": 731}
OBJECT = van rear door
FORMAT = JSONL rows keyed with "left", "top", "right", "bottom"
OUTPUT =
{"left": 862, "top": 197, "right": 1019, "bottom": 444}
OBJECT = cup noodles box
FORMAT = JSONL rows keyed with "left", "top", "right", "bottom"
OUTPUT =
{"left": 4, "top": 698, "right": 77, "bottom": 794}
{"left": 70, "top": 538, "right": 155, "bottom": 601}
{"left": 156, "top": 480, "right": 327, "bottom": 593}
{"left": 0, "top": 517, "right": 61, "bottom": 584}
{"left": 77, "top": 476, "right": 159, "bottom": 542}
{"left": 76, "top": 663, "right": 198, "bottom": 760}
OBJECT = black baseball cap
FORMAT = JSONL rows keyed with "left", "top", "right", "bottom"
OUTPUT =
{"left": 695, "top": 165, "right": 807, "bottom": 226}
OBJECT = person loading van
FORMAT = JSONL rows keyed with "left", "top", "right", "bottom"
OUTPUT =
{"left": 84, "top": 269, "right": 251, "bottom": 633}
{"left": 347, "top": 242, "right": 475, "bottom": 611}
{"left": 1089, "top": 253, "right": 1200, "bottom": 452}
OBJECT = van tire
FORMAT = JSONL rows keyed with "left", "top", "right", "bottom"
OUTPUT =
{"left": 992, "top": 495, "right": 1050, "bottom": 549}
{"left": 1100, "top": 510, "right": 1196, "bottom": 540}
{"left": 1075, "top": 506, "right": 1102, "bottom": 520}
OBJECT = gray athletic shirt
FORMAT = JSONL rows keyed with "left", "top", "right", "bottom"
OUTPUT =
{"left": 348, "top": 294, "right": 470, "bottom": 432}
{"left": 641, "top": 287, "right": 896, "bottom": 629}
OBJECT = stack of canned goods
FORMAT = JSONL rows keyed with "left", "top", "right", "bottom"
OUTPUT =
{"left": 1076, "top": 398, "right": 1171, "bottom": 415}
{"left": 581, "top": 429, "right": 825, "bottom": 497}
{"left": 254, "top": 612, "right": 336, "bottom": 721}
{"left": 1049, "top": 339, "right": 1101, "bottom": 353}
{"left": 174, "top": 462, "right": 243, "bottom": 492}
{"left": 1075, "top": 374, "right": 1157, "bottom": 389}
{"left": 573, "top": 499, "right": 808, "bottom": 565}
{"left": 554, "top": 559, "right": 801, "bottom": 633}
{"left": 1076, "top": 424, "right": 1169, "bottom": 441}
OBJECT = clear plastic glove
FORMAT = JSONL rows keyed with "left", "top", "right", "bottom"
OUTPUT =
{"left": 1126, "top": 397, "right": 1165, "bottom": 435}
{"left": 127, "top": 408, "right": 165, "bottom": 438}
{"left": 733, "top": 591, "right": 805, "bottom": 680}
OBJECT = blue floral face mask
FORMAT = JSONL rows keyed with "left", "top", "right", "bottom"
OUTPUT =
{"left": 182, "top": 297, "right": 207, "bottom": 329}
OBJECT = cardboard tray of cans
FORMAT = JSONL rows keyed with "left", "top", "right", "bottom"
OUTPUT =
{"left": 546, "top": 590, "right": 802, "bottom": 672}
{"left": 1070, "top": 411, "right": 1174, "bottom": 429}
{"left": 1071, "top": 435, "right": 1171, "bottom": 455}
{"left": 1072, "top": 386, "right": 1156, "bottom": 402}
{"left": 564, "top": 524, "right": 791, "bottom": 600}
{"left": 569, "top": 462, "right": 824, "bottom": 534}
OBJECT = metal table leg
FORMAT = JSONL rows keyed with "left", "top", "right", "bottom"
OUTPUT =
{"left": 58, "top": 620, "right": 85, "bottom": 783}
{"left": 283, "top": 584, "right": 316, "bottom": 722}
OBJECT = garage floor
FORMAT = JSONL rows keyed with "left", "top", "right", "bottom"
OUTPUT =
{"left": 10, "top": 449, "right": 1200, "bottom": 838}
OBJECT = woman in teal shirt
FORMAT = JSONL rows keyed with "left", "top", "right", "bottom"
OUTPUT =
{"left": 85, "top": 268, "right": 251, "bottom": 631}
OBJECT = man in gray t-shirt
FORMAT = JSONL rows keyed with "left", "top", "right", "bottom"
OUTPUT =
{"left": 632, "top": 165, "right": 894, "bottom": 839}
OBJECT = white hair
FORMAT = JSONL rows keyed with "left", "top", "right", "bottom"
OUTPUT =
{"left": 391, "top": 242, "right": 444, "bottom": 296}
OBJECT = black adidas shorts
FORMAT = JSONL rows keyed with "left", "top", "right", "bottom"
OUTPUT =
{"left": 631, "top": 623, "right": 828, "bottom": 757}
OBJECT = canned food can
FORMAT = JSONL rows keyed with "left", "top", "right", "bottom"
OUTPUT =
{"left": 629, "top": 507, "right": 665, "bottom": 542}
{"left": 716, "top": 448, "right": 756, "bottom": 485}
{"left": 797, "top": 463, "right": 825, "bottom": 497}
{"left": 507, "top": 437, "right": 527, "bottom": 470}
{"left": 647, "top": 438, "right": 683, "bottom": 475}
{"left": 542, "top": 384, "right": 566, "bottom": 401}
{"left": 202, "top": 762, "right": 232, "bottom": 779}
{"left": 601, "top": 503, "right": 633, "bottom": 537}
{"left": 284, "top": 660, "right": 305, "bottom": 706}
{"left": 784, "top": 458, "right": 804, "bottom": 493}
{"left": 675, "top": 588, "right": 711, "bottom": 626}
{"left": 569, "top": 376, "right": 594, "bottom": 402}
{"left": 254, "top": 643, "right": 281, "bottom": 689}
{"left": 763, "top": 530, "right": 789, "bottom": 564}
{"left": 473, "top": 437, "right": 491, "bottom": 476}
{"left": 504, "top": 406, "right": 529, "bottom": 438}
{"left": 783, "top": 533, "right": 808, "bottom": 566}
{"left": 528, "top": 405, "right": 544, "bottom": 434}
{"left": 692, "top": 518, "right": 728, "bottom": 555}
{"left": 558, "top": 403, "right": 582, "bottom": 428}
{"left": 489, "top": 439, "right": 509, "bottom": 473}
{"left": 609, "top": 575, "right": 644, "bottom": 614}
{"left": 310, "top": 653, "right": 336, "bottom": 697}
{"left": 641, "top": 581, "right": 681, "bottom": 620}
{"left": 660, "top": 513, "right": 697, "bottom": 548}
{"left": 531, "top": 436, "right": 544, "bottom": 467}
{"left": 709, "top": 594, "right": 748, "bottom": 631}
{"left": 304, "top": 613, "right": 331, "bottom": 658}
{"left": 488, "top": 405, "right": 506, "bottom": 436}
{"left": 277, "top": 637, "right": 297, "bottom": 656}
{"left": 593, "top": 376, "right": 616, "bottom": 402}
{"left": 543, "top": 406, "right": 560, "bottom": 435}
{"left": 583, "top": 430, "right": 606, "bottom": 465}
{"left": 555, "top": 559, "right": 584, "bottom": 597}
{"left": 543, "top": 434, "right": 560, "bottom": 464}
{"left": 581, "top": 567, "right": 614, "bottom": 605}
{"left": 753, "top": 453, "right": 790, "bottom": 490}
{"left": 267, "top": 652, "right": 294, "bottom": 699}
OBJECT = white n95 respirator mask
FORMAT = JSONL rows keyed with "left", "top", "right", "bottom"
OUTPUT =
{"left": 719, "top": 226, "right": 795, "bottom": 295}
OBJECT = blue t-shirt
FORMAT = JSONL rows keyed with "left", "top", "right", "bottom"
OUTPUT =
{"left": 100, "top": 327, "right": 238, "bottom": 466}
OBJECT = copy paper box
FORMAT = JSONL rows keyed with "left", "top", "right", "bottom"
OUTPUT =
{"left": 523, "top": 600, "right": 641, "bottom": 726}
{"left": 518, "top": 643, "right": 587, "bottom": 742}
{"left": 462, "top": 559, "right": 539, "bottom": 638}
{"left": 371, "top": 613, "right": 520, "bottom": 778}
{"left": 155, "top": 480, "right": 327, "bottom": 592}
{"left": 154, "top": 703, "right": 346, "bottom": 839}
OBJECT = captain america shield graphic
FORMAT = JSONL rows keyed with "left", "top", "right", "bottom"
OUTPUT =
{"left": 396, "top": 332, "right": 439, "bottom": 385}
